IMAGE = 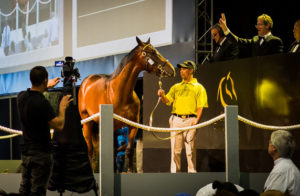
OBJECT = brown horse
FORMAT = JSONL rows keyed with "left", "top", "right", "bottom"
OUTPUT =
{"left": 78, "top": 37, "right": 175, "bottom": 171}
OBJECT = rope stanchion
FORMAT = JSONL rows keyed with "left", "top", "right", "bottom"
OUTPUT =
{"left": 238, "top": 115, "right": 300, "bottom": 130}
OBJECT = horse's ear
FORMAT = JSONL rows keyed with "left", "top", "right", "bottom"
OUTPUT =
{"left": 136, "top": 36, "right": 145, "bottom": 46}
{"left": 146, "top": 38, "right": 150, "bottom": 44}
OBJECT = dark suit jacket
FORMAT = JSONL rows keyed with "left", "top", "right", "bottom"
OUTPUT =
{"left": 288, "top": 41, "right": 300, "bottom": 53}
{"left": 210, "top": 38, "right": 239, "bottom": 62}
{"left": 227, "top": 32, "right": 283, "bottom": 57}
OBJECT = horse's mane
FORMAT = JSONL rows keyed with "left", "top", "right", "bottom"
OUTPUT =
{"left": 109, "top": 45, "right": 139, "bottom": 80}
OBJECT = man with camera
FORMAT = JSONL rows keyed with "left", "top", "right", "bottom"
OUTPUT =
{"left": 49, "top": 57, "right": 97, "bottom": 195}
{"left": 17, "top": 66, "right": 72, "bottom": 196}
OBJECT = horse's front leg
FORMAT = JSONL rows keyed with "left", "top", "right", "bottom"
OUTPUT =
{"left": 126, "top": 127, "right": 138, "bottom": 173}
{"left": 83, "top": 122, "right": 96, "bottom": 171}
{"left": 91, "top": 127, "right": 100, "bottom": 173}
{"left": 83, "top": 122, "right": 94, "bottom": 157}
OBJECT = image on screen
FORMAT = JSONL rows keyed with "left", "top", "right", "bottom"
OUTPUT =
{"left": 0, "top": 0, "right": 63, "bottom": 69}
{"left": 72, "top": 0, "right": 172, "bottom": 61}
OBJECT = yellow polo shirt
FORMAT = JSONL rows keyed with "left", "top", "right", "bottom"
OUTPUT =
{"left": 165, "top": 78, "right": 208, "bottom": 115}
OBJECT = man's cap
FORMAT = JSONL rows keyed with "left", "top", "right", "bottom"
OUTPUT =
{"left": 177, "top": 60, "right": 196, "bottom": 71}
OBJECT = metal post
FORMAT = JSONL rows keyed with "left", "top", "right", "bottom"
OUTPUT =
{"left": 55, "top": 0, "right": 57, "bottom": 16}
{"left": 36, "top": 0, "right": 39, "bottom": 24}
{"left": 9, "top": 98, "right": 12, "bottom": 160}
{"left": 16, "top": 3, "right": 19, "bottom": 29}
{"left": 195, "top": 0, "right": 213, "bottom": 65}
{"left": 25, "top": 1, "right": 29, "bottom": 27}
{"left": 224, "top": 105, "right": 240, "bottom": 184}
{"left": 99, "top": 104, "right": 114, "bottom": 196}
{"left": 195, "top": 0, "right": 199, "bottom": 65}
{"left": 0, "top": 11, "right": 2, "bottom": 33}
{"left": 210, "top": 0, "right": 214, "bottom": 55}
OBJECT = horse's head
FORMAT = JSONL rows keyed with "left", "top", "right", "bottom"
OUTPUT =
{"left": 136, "top": 37, "right": 175, "bottom": 78}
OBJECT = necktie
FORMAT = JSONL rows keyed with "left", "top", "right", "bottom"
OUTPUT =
{"left": 292, "top": 42, "right": 300, "bottom": 53}
{"left": 259, "top": 36, "right": 265, "bottom": 45}
{"left": 215, "top": 45, "right": 221, "bottom": 53}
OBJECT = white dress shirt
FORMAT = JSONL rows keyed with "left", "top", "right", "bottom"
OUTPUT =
{"left": 195, "top": 183, "right": 244, "bottom": 196}
{"left": 264, "top": 158, "right": 300, "bottom": 196}
{"left": 292, "top": 43, "right": 299, "bottom": 53}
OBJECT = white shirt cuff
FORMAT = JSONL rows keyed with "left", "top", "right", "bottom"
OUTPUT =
{"left": 224, "top": 29, "right": 230, "bottom": 36}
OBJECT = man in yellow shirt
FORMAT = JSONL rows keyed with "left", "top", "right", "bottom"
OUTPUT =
{"left": 158, "top": 60, "right": 208, "bottom": 173}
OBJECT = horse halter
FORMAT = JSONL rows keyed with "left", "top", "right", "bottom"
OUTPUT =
{"left": 141, "top": 44, "right": 169, "bottom": 77}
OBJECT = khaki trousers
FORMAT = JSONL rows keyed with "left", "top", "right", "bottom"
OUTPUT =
{"left": 169, "top": 115, "right": 197, "bottom": 173}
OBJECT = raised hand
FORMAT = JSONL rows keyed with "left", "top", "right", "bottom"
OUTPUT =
{"left": 60, "top": 94, "right": 73, "bottom": 111}
{"left": 47, "top": 77, "right": 60, "bottom": 89}
{"left": 219, "top": 13, "right": 228, "bottom": 32}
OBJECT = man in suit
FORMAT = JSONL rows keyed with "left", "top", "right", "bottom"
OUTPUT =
{"left": 210, "top": 23, "right": 239, "bottom": 62}
{"left": 219, "top": 13, "right": 283, "bottom": 57}
{"left": 288, "top": 19, "right": 300, "bottom": 53}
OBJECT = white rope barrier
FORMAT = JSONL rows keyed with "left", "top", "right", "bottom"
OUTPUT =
{"left": 80, "top": 112, "right": 300, "bottom": 132}
{"left": 115, "top": 113, "right": 225, "bottom": 132}
{"left": 81, "top": 112, "right": 225, "bottom": 132}
{"left": 0, "top": 0, "right": 51, "bottom": 17}
{"left": 0, "top": 134, "right": 20, "bottom": 140}
{"left": 0, "top": 7, "right": 17, "bottom": 17}
{"left": 80, "top": 113, "right": 100, "bottom": 125}
{"left": 238, "top": 115, "right": 300, "bottom": 130}
{"left": 0, "top": 125, "right": 22, "bottom": 135}
{"left": 1, "top": 112, "right": 300, "bottom": 140}
{"left": 18, "top": 1, "right": 38, "bottom": 15}
{"left": 39, "top": 0, "right": 52, "bottom": 5}
{"left": 0, "top": 125, "right": 22, "bottom": 140}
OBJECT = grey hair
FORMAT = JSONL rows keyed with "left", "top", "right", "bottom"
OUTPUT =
{"left": 270, "top": 130, "right": 296, "bottom": 158}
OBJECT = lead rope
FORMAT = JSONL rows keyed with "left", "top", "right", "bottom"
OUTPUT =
{"left": 149, "top": 76, "right": 162, "bottom": 127}
{"left": 149, "top": 77, "right": 184, "bottom": 140}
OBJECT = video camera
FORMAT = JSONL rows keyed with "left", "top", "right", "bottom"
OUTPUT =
{"left": 55, "top": 56, "right": 80, "bottom": 88}
{"left": 55, "top": 56, "right": 80, "bottom": 105}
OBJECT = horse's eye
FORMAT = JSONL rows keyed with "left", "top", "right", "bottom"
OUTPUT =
{"left": 152, "top": 50, "right": 158, "bottom": 55}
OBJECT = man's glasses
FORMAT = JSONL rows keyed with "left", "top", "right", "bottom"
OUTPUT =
{"left": 255, "top": 23, "right": 265, "bottom": 28}
{"left": 212, "top": 33, "right": 218, "bottom": 37}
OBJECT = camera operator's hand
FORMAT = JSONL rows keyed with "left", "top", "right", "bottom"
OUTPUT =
{"left": 49, "top": 95, "right": 72, "bottom": 131}
{"left": 47, "top": 77, "right": 60, "bottom": 89}
{"left": 60, "top": 95, "right": 73, "bottom": 111}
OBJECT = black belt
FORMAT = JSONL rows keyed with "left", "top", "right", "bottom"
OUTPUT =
{"left": 172, "top": 113, "right": 197, "bottom": 119}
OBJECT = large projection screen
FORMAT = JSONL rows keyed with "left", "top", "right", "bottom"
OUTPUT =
{"left": 0, "top": 0, "right": 172, "bottom": 72}
{"left": 72, "top": 0, "right": 172, "bottom": 61}
{"left": 0, "top": 0, "right": 64, "bottom": 69}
